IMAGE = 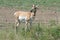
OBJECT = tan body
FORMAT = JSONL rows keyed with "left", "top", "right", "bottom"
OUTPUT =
{"left": 14, "top": 11, "right": 34, "bottom": 21}
{"left": 14, "top": 5, "right": 38, "bottom": 32}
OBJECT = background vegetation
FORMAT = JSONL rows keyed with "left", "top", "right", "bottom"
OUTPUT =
{"left": 0, "top": 22, "right": 60, "bottom": 40}
{"left": 0, "top": 0, "right": 60, "bottom": 10}
{"left": 0, "top": 0, "right": 60, "bottom": 40}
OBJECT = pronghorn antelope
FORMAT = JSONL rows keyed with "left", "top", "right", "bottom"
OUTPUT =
{"left": 14, "top": 4, "right": 38, "bottom": 31}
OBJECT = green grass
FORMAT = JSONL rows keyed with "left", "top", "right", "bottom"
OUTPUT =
{"left": 0, "top": 0, "right": 60, "bottom": 10}
{"left": 0, "top": 0, "right": 60, "bottom": 6}
{"left": 0, "top": 0, "right": 60, "bottom": 40}
{"left": 0, "top": 21, "right": 60, "bottom": 40}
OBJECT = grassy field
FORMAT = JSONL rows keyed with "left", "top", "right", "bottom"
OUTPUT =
{"left": 0, "top": 0, "right": 60, "bottom": 40}
{"left": 0, "top": 0, "right": 60, "bottom": 10}
{"left": 0, "top": 22, "right": 60, "bottom": 40}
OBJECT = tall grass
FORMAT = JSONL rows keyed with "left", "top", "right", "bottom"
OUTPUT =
{"left": 0, "top": 20, "right": 60, "bottom": 40}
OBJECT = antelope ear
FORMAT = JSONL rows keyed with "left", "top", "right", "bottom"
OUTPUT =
{"left": 36, "top": 5, "right": 39, "bottom": 9}
{"left": 36, "top": 5, "right": 38, "bottom": 7}
{"left": 32, "top": 4, "right": 35, "bottom": 7}
{"left": 32, "top": 4, "right": 35, "bottom": 9}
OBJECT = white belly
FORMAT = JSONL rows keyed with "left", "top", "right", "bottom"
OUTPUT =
{"left": 18, "top": 16, "right": 33, "bottom": 23}
{"left": 18, "top": 16, "right": 27, "bottom": 23}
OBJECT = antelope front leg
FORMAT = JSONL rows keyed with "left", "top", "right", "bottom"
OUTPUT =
{"left": 15, "top": 20, "right": 19, "bottom": 31}
{"left": 16, "top": 19, "right": 20, "bottom": 33}
{"left": 14, "top": 19, "right": 18, "bottom": 33}
{"left": 25, "top": 21, "right": 28, "bottom": 32}
{"left": 29, "top": 21, "right": 32, "bottom": 29}
{"left": 16, "top": 22, "right": 19, "bottom": 33}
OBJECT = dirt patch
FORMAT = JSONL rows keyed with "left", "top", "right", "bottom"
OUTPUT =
{"left": 0, "top": 7, "right": 60, "bottom": 24}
